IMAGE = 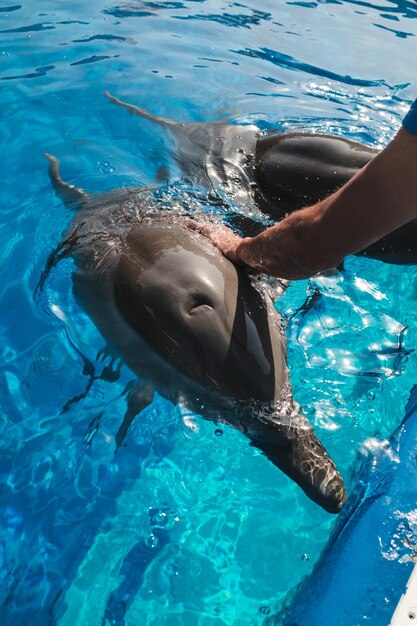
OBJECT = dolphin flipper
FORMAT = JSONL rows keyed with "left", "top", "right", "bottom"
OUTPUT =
{"left": 44, "top": 153, "right": 89, "bottom": 209}
{"left": 104, "top": 90, "right": 182, "bottom": 129}
{"left": 115, "top": 382, "right": 154, "bottom": 451}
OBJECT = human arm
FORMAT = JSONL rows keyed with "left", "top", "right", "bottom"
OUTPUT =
{"left": 196, "top": 101, "right": 417, "bottom": 280}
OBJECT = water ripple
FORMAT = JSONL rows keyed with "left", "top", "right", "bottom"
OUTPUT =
{"left": 0, "top": 22, "right": 55, "bottom": 34}
{"left": 70, "top": 54, "right": 115, "bottom": 66}
{"left": 103, "top": 1, "right": 190, "bottom": 18}
{"left": 174, "top": 8, "right": 272, "bottom": 28}
{"left": 0, "top": 5, "right": 21, "bottom": 12}
{"left": 103, "top": 7, "right": 154, "bottom": 18}
{"left": 234, "top": 47, "right": 391, "bottom": 88}
{"left": 1, "top": 65, "right": 55, "bottom": 81}
{"left": 72, "top": 33, "right": 127, "bottom": 43}
{"left": 288, "top": 1, "right": 318, "bottom": 6}
{"left": 341, "top": 0, "right": 417, "bottom": 20}
{"left": 57, "top": 20, "right": 89, "bottom": 25}
{"left": 374, "top": 22, "right": 415, "bottom": 37}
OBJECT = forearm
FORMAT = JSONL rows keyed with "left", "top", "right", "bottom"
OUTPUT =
{"left": 195, "top": 103, "right": 417, "bottom": 280}
{"left": 235, "top": 203, "right": 335, "bottom": 279}
{"left": 235, "top": 173, "right": 376, "bottom": 279}
{"left": 236, "top": 126, "right": 417, "bottom": 279}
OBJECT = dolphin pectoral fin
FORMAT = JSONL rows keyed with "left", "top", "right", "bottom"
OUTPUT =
{"left": 44, "top": 153, "right": 89, "bottom": 209}
{"left": 248, "top": 420, "right": 347, "bottom": 513}
{"left": 104, "top": 91, "right": 175, "bottom": 129}
{"left": 288, "top": 286, "right": 322, "bottom": 321}
{"left": 115, "top": 382, "right": 154, "bottom": 451}
{"left": 95, "top": 345, "right": 123, "bottom": 383}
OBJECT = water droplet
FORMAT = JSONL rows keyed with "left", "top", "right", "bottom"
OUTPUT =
{"left": 259, "top": 606, "right": 270, "bottom": 615}
{"left": 97, "top": 160, "right": 115, "bottom": 174}
{"left": 214, "top": 428, "right": 223, "bottom": 437}
{"left": 145, "top": 533, "right": 159, "bottom": 549}
{"left": 150, "top": 509, "right": 168, "bottom": 528}
{"left": 301, "top": 553, "right": 310, "bottom": 562}
{"left": 301, "top": 405, "right": 314, "bottom": 416}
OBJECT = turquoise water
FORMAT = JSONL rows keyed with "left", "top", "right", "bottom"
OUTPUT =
{"left": 1, "top": 1, "right": 417, "bottom": 624}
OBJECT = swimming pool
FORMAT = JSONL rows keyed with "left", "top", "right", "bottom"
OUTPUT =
{"left": 1, "top": 1, "right": 417, "bottom": 623}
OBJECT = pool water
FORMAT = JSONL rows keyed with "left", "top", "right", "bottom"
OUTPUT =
{"left": 1, "top": 1, "right": 417, "bottom": 624}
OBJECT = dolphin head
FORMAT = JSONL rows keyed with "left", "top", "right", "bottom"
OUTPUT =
{"left": 113, "top": 221, "right": 280, "bottom": 399}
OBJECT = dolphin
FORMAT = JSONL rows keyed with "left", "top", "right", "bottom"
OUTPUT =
{"left": 105, "top": 91, "right": 417, "bottom": 264}
{"left": 41, "top": 153, "right": 346, "bottom": 513}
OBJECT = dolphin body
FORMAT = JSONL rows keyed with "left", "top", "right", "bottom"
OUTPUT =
{"left": 279, "top": 386, "right": 417, "bottom": 626}
{"left": 105, "top": 91, "right": 417, "bottom": 264}
{"left": 43, "top": 154, "right": 346, "bottom": 513}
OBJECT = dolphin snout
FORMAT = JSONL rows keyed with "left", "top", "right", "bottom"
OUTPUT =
{"left": 311, "top": 465, "right": 347, "bottom": 514}
{"left": 320, "top": 473, "right": 347, "bottom": 513}
{"left": 281, "top": 429, "right": 347, "bottom": 514}
{"left": 248, "top": 420, "right": 347, "bottom": 513}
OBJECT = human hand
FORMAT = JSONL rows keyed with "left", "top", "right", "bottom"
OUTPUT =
{"left": 187, "top": 220, "right": 245, "bottom": 265}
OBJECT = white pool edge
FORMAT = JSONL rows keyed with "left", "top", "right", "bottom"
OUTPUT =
{"left": 390, "top": 562, "right": 417, "bottom": 625}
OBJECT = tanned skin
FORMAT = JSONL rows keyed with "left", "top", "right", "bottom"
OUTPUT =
{"left": 191, "top": 128, "right": 417, "bottom": 279}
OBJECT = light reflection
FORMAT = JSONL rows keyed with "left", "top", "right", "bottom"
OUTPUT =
{"left": 50, "top": 303, "right": 66, "bottom": 321}
{"left": 353, "top": 276, "right": 388, "bottom": 301}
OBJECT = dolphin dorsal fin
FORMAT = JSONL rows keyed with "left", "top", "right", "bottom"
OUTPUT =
{"left": 44, "top": 153, "right": 89, "bottom": 209}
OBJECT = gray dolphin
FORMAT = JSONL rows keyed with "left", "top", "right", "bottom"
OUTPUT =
{"left": 105, "top": 92, "right": 417, "bottom": 264}
{"left": 42, "top": 153, "right": 346, "bottom": 513}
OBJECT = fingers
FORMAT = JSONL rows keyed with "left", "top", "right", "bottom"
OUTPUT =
{"left": 186, "top": 218, "right": 206, "bottom": 233}
{"left": 186, "top": 219, "right": 244, "bottom": 265}
{"left": 186, "top": 219, "right": 217, "bottom": 238}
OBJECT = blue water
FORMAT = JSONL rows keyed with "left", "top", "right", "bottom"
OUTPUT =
{"left": 1, "top": 1, "right": 417, "bottom": 624}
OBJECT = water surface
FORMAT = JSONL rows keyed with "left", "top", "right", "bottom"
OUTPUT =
{"left": 1, "top": 1, "right": 417, "bottom": 624}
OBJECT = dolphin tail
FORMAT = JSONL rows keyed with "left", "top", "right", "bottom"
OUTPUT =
{"left": 104, "top": 91, "right": 177, "bottom": 130}
{"left": 248, "top": 416, "right": 347, "bottom": 513}
{"left": 44, "top": 153, "right": 89, "bottom": 209}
